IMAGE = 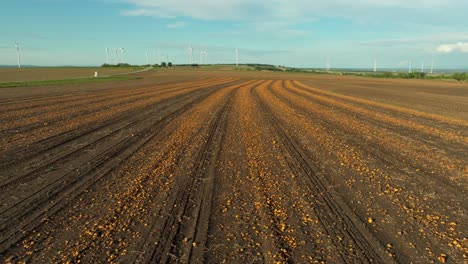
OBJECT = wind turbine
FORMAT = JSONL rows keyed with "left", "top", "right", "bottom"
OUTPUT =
{"left": 430, "top": 59, "right": 434, "bottom": 74}
{"left": 235, "top": 48, "right": 239, "bottom": 67}
{"left": 158, "top": 48, "right": 161, "bottom": 65}
{"left": 113, "top": 48, "right": 118, "bottom": 65}
{"left": 408, "top": 60, "right": 412, "bottom": 73}
{"left": 204, "top": 50, "right": 208, "bottom": 65}
{"left": 200, "top": 50, "right": 208, "bottom": 64}
{"left": 120, "top": 48, "right": 125, "bottom": 64}
{"left": 146, "top": 49, "right": 149, "bottom": 65}
{"left": 14, "top": 41, "right": 21, "bottom": 68}
{"left": 373, "top": 58, "right": 377, "bottom": 72}
{"left": 106, "top": 48, "right": 109, "bottom": 64}
{"left": 153, "top": 48, "right": 156, "bottom": 64}
{"left": 188, "top": 43, "right": 193, "bottom": 64}
{"left": 421, "top": 61, "right": 425, "bottom": 73}
{"left": 326, "top": 56, "right": 331, "bottom": 71}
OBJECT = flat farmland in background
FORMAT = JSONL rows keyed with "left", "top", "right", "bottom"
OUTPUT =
{"left": 0, "top": 69, "right": 466, "bottom": 263}
{"left": 0, "top": 67, "right": 146, "bottom": 82}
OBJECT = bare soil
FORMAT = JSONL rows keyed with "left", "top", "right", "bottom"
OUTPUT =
{"left": 0, "top": 69, "right": 466, "bottom": 263}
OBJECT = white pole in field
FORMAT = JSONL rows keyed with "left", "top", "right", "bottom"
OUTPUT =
{"left": 409, "top": 60, "right": 412, "bottom": 73}
{"left": 374, "top": 58, "right": 377, "bottom": 72}
{"left": 106, "top": 48, "right": 109, "bottom": 64}
{"left": 421, "top": 61, "right": 424, "bottom": 73}
{"left": 430, "top": 59, "right": 434, "bottom": 74}
{"left": 15, "top": 42, "right": 21, "bottom": 68}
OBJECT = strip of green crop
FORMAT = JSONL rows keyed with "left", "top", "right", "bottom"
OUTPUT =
{"left": 0, "top": 76, "right": 142, "bottom": 88}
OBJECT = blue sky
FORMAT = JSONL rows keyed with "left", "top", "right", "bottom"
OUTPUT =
{"left": 1, "top": 0, "right": 468, "bottom": 69}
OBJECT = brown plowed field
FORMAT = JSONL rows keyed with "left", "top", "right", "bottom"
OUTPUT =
{"left": 0, "top": 67, "right": 146, "bottom": 82}
{"left": 0, "top": 70, "right": 467, "bottom": 263}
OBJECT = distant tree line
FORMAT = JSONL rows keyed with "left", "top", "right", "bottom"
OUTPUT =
{"left": 451, "top": 72, "right": 468, "bottom": 81}
{"left": 245, "top": 63, "right": 276, "bottom": 67}
{"left": 254, "top": 66, "right": 283, "bottom": 71}
{"left": 250, "top": 65, "right": 468, "bottom": 82}
{"left": 344, "top": 71, "right": 468, "bottom": 81}
{"left": 101, "top": 63, "right": 133, "bottom": 67}
{"left": 345, "top": 72, "right": 428, "bottom": 79}
{"left": 101, "top": 62, "right": 173, "bottom": 68}
{"left": 152, "top": 62, "right": 172, "bottom": 67}
{"left": 176, "top": 64, "right": 202, "bottom": 67}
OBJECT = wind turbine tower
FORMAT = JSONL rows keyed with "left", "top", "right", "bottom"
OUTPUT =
{"left": 421, "top": 61, "right": 425, "bottom": 73}
{"left": 188, "top": 43, "right": 193, "bottom": 64}
{"left": 113, "top": 48, "right": 118, "bottom": 65}
{"left": 14, "top": 41, "right": 21, "bottom": 68}
{"left": 430, "top": 59, "right": 434, "bottom": 74}
{"left": 235, "top": 48, "right": 239, "bottom": 67}
{"left": 374, "top": 58, "right": 377, "bottom": 72}
{"left": 199, "top": 50, "right": 208, "bottom": 65}
{"left": 158, "top": 48, "right": 161, "bottom": 65}
{"left": 409, "top": 60, "right": 412, "bottom": 73}
{"left": 146, "top": 49, "right": 149, "bottom": 65}
{"left": 106, "top": 48, "right": 109, "bottom": 64}
{"left": 120, "top": 48, "right": 125, "bottom": 64}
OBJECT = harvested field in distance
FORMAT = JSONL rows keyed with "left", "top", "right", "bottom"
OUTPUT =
{"left": 0, "top": 67, "right": 146, "bottom": 83}
{"left": 0, "top": 69, "right": 467, "bottom": 263}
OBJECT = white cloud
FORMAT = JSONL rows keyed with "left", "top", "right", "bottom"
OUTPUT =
{"left": 436, "top": 42, "right": 468, "bottom": 53}
{"left": 121, "top": 8, "right": 175, "bottom": 18}
{"left": 121, "top": 0, "right": 253, "bottom": 21}
{"left": 249, "top": 21, "right": 310, "bottom": 37}
{"left": 118, "top": 0, "right": 468, "bottom": 44}
{"left": 166, "top": 21, "right": 186, "bottom": 28}
{"left": 119, "top": 0, "right": 467, "bottom": 23}
{"left": 357, "top": 33, "right": 468, "bottom": 50}
{"left": 361, "top": 33, "right": 468, "bottom": 46}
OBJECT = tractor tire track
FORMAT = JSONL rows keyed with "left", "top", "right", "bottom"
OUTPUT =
{"left": 137, "top": 83, "right": 254, "bottom": 264}
{"left": 0, "top": 79, "right": 239, "bottom": 168}
{"left": 0, "top": 78, "right": 235, "bottom": 150}
{"left": 0, "top": 80, "right": 236, "bottom": 254}
{"left": 0, "top": 78, "right": 229, "bottom": 125}
{"left": 253, "top": 82, "right": 392, "bottom": 263}
{"left": 270, "top": 81, "right": 466, "bottom": 191}
{"left": 284, "top": 81, "right": 467, "bottom": 153}
{"left": 0, "top": 77, "right": 214, "bottom": 107}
